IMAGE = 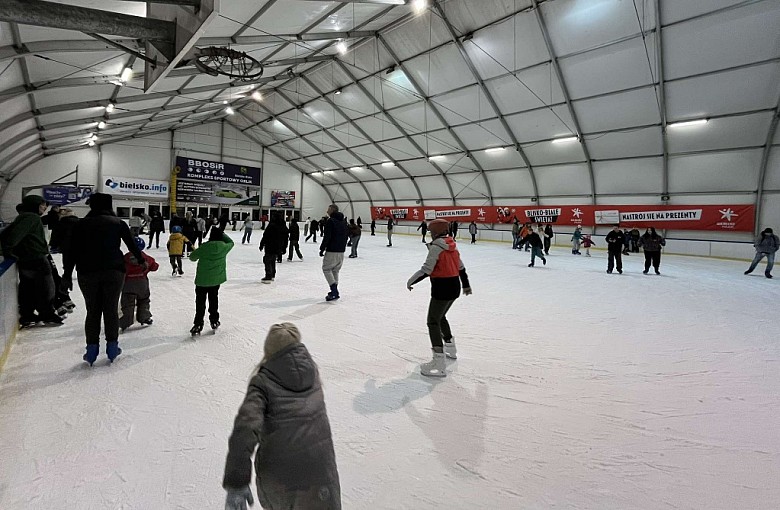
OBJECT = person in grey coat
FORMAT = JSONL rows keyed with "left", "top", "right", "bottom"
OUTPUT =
{"left": 223, "top": 323, "right": 341, "bottom": 510}
{"left": 745, "top": 227, "right": 778, "bottom": 279}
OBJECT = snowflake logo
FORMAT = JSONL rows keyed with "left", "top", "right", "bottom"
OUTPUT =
{"left": 477, "top": 208, "right": 485, "bottom": 216}
{"left": 719, "top": 208, "right": 738, "bottom": 221}
{"left": 572, "top": 208, "right": 583, "bottom": 218}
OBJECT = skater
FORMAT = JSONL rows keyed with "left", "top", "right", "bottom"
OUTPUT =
{"left": 222, "top": 323, "right": 341, "bottom": 510}
{"left": 183, "top": 211, "right": 197, "bottom": 255}
{"left": 148, "top": 211, "right": 165, "bottom": 249}
{"left": 638, "top": 227, "right": 666, "bottom": 275}
{"left": 240, "top": 215, "right": 254, "bottom": 244}
{"left": 218, "top": 211, "right": 229, "bottom": 231}
{"left": 605, "top": 224, "right": 626, "bottom": 274}
{"left": 120, "top": 237, "right": 159, "bottom": 332}
{"left": 319, "top": 204, "right": 348, "bottom": 301}
{"left": 0, "top": 195, "right": 63, "bottom": 327}
{"left": 348, "top": 219, "right": 361, "bottom": 258}
{"left": 357, "top": 216, "right": 362, "bottom": 229}
{"left": 50, "top": 208, "right": 79, "bottom": 313}
{"left": 305, "top": 217, "right": 318, "bottom": 243}
{"left": 526, "top": 227, "right": 546, "bottom": 267}
{"left": 259, "top": 213, "right": 288, "bottom": 283}
{"left": 407, "top": 219, "right": 472, "bottom": 377}
{"left": 62, "top": 193, "right": 144, "bottom": 364}
{"left": 512, "top": 220, "right": 521, "bottom": 250}
{"left": 320, "top": 216, "right": 327, "bottom": 237}
{"left": 167, "top": 225, "right": 186, "bottom": 276}
{"left": 519, "top": 223, "right": 531, "bottom": 251}
{"left": 128, "top": 213, "right": 143, "bottom": 237}
{"left": 581, "top": 234, "right": 596, "bottom": 257}
{"left": 370, "top": 218, "right": 376, "bottom": 236}
{"left": 304, "top": 217, "right": 310, "bottom": 239}
{"left": 196, "top": 214, "right": 207, "bottom": 246}
{"left": 469, "top": 221, "right": 478, "bottom": 244}
{"left": 417, "top": 221, "right": 428, "bottom": 243}
{"left": 42, "top": 204, "right": 60, "bottom": 245}
{"left": 622, "top": 229, "right": 632, "bottom": 255}
{"left": 189, "top": 228, "right": 234, "bottom": 335}
{"left": 744, "top": 227, "right": 778, "bottom": 279}
{"left": 287, "top": 218, "right": 304, "bottom": 262}
{"left": 386, "top": 216, "right": 395, "bottom": 247}
{"left": 631, "top": 228, "right": 641, "bottom": 253}
{"left": 544, "top": 223, "right": 554, "bottom": 254}
{"left": 571, "top": 226, "right": 583, "bottom": 255}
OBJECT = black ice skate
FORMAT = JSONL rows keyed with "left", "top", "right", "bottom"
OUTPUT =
{"left": 210, "top": 321, "right": 220, "bottom": 332}
{"left": 190, "top": 324, "right": 203, "bottom": 336}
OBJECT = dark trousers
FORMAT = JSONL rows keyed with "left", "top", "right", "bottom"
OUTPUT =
{"left": 420, "top": 232, "right": 427, "bottom": 243}
{"left": 349, "top": 236, "right": 360, "bottom": 257}
{"left": 149, "top": 230, "right": 161, "bottom": 248}
{"left": 531, "top": 246, "right": 546, "bottom": 265}
{"left": 17, "top": 257, "right": 56, "bottom": 321}
{"left": 305, "top": 232, "right": 317, "bottom": 243}
{"left": 607, "top": 250, "right": 623, "bottom": 272}
{"left": 194, "top": 285, "right": 220, "bottom": 326}
{"left": 371, "top": 226, "right": 375, "bottom": 236}
{"left": 169, "top": 255, "right": 183, "bottom": 273}
{"left": 471, "top": 233, "right": 476, "bottom": 243}
{"left": 242, "top": 230, "right": 253, "bottom": 244}
{"left": 288, "top": 241, "right": 303, "bottom": 260}
{"left": 78, "top": 270, "right": 125, "bottom": 345}
{"left": 644, "top": 251, "right": 661, "bottom": 271}
{"left": 543, "top": 237, "right": 551, "bottom": 254}
{"left": 120, "top": 278, "right": 152, "bottom": 330}
{"left": 47, "top": 255, "right": 70, "bottom": 307}
{"left": 427, "top": 298, "right": 455, "bottom": 349}
{"left": 263, "top": 253, "right": 277, "bottom": 279}
{"left": 196, "top": 231, "right": 204, "bottom": 246}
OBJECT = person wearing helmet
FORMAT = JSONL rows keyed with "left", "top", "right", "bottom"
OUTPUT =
{"left": 167, "top": 225, "right": 186, "bottom": 276}
{"left": 406, "top": 219, "right": 472, "bottom": 377}
{"left": 120, "top": 237, "right": 159, "bottom": 332}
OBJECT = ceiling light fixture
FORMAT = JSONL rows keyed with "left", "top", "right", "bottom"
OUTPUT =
{"left": 350, "top": 166, "right": 364, "bottom": 171}
{"left": 88, "top": 140, "right": 96, "bottom": 147}
{"left": 551, "top": 136, "right": 579, "bottom": 144}
{"left": 105, "top": 103, "right": 115, "bottom": 113}
{"left": 484, "top": 147, "right": 506, "bottom": 153}
{"left": 120, "top": 67, "right": 132, "bottom": 83}
{"left": 428, "top": 155, "right": 445, "bottom": 161}
{"left": 335, "top": 89, "right": 342, "bottom": 95}
{"left": 97, "top": 121, "right": 107, "bottom": 129}
{"left": 382, "top": 161, "right": 395, "bottom": 167}
{"left": 222, "top": 100, "right": 228, "bottom": 104}
{"left": 336, "top": 40, "right": 348, "bottom": 55}
{"left": 252, "top": 90, "right": 263, "bottom": 102}
{"left": 225, "top": 106, "right": 235, "bottom": 115}
{"left": 668, "top": 118, "right": 709, "bottom": 129}
{"left": 412, "top": 0, "right": 428, "bottom": 14}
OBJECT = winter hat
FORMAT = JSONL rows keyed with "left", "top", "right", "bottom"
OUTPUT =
{"left": 428, "top": 219, "right": 450, "bottom": 238}
{"left": 171, "top": 226, "right": 182, "bottom": 233}
{"left": 210, "top": 227, "right": 223, "bottom": 241}
{"left": 264, "top": 323, "right": 301, "bottom": 361}
{"left": 763, "top": 228, "right": 774, "bottom": 235}
{"left": 134, "top": 237, "right": 146, "bottom": 251}
{"left": 19, "top": 194, "right": 46, "bottom": 213}
{"left": 87, "top": 192, "right": 113, "bottom": 211}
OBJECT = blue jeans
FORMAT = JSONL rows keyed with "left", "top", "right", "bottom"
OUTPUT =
{"left": 747, "top": 252, "right": 775, "bottom": 275}
{"left": 531, "top": 247, "right": 546, "bottom": 265}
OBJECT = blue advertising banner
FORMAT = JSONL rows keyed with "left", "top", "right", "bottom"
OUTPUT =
{"left": 42, "top": 186, "right": 93, "bottom": 206}
{"left": 174, "top": 156, "right": 261, "bottom": 186}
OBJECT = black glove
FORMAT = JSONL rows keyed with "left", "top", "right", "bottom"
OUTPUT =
{"left": 319, "top": 250, "right": 325, "bottom": 257}
{"left": 61, "top": 275, "right": 73, "bottom": 292}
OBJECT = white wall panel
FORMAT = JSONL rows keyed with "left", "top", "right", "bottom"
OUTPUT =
{"left": 764, "top": 149, "right": 780, "bottom": 190}
{"left": 668, "top": 150, "right": 762, "bottom": 193}
{"left": 414, "top": 175, "right": 452, "bottom": 200}
{"left": 362, "top": 180, "right": 394, "bottom": 202}
{"left": 387, "top": 178, "right": 421, "bottom": 200}
{"left": 593, "top": 157, "right": 663, "bottom": 195}
{"left": 101, "top": 135, "right": 171, "bottom": 181}
{"left": 758, "top": 194, "right": 780, "bottom": 231}
{"left": 535, "top": 163, "right": 590, "bottom": 196}
{"left": 666, "top": 113, "right": 772, "bottom": 154}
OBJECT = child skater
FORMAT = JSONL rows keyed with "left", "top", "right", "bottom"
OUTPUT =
{"left": 120, "top": 237, "right": 159, "bottom": 332}
{"left": 188, "top": 227, "right": 234, "bottom": 335}
{"left": 407, "top": 219, "right": 472, "bottom": 377}
{"left": 167, "top": 225, "right": 186, "bottom": 276}
{"left": 222, "top": 323, "right": 341, "bottom": 510}
{"left": 581, "top": 234, "right": 596, "bottom": 257}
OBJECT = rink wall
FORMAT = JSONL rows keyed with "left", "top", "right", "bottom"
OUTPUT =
{"left": 0, "top": 259, "right": 18, "bottom": 373}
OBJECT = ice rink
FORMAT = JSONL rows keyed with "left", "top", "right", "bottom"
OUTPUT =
{"left": 0, "top": 230, "right": 778, "bottom": 509}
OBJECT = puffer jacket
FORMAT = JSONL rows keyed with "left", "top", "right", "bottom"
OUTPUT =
{"left": 189, "top": 232, "right": 234, "bottom": 287}
{"left": 223, "top": 343, "right": 341, "bottom": 510}
{"left": 638, "top": 233, "right": 666, "bottom": 252}
{"left": 407, "top": 235, "right": 470, "bottom": 300}
{"left": 755, "top": 233, "right": 779, "bottom": 253}
{"left": 167, "top": 233, "right": 186, "bottom": 256}
{"left": 124, "top": 252, "right": 159, "bottom": 279}
{"left": 259, "top": 220, "right": 289, "bottom": 255}
{"left": 320, "top": 212, "right": 348, "bottom": 253}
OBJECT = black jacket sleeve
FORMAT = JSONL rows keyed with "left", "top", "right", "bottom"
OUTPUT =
{"left": 319, "top": 219, "right": 332, "bottom": 252}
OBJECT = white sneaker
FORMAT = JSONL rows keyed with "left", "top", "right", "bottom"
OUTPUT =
{"left": 420, "top": 352, "right": 446, "bottom": 377}
{"left": 443, "top": 341, "right": 457, "bottom": 359}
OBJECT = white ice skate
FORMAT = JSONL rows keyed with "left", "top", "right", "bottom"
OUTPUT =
{"left": 443, "top": 340, "right": 457, "bottom": 359}
{"left": 420, "top": 352, "right": 447, "bottom": 377}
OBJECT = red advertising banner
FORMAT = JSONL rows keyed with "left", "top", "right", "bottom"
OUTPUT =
{"left": 371, "top": 204, "right": 755, "bottom": 232}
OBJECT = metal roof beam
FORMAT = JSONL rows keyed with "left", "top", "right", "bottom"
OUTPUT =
{"left": 754, "top": 94, "right": 780, "bottom": 235}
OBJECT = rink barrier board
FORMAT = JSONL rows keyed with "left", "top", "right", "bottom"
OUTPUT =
{"left": 0, "top": 259, "right": 19, "bottom": 374}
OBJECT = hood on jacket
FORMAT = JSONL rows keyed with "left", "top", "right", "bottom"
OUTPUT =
{"left": 87, "top": 192, "right": 113, "bottom": 212}
{"left": 262, "top": 343, "right": 316, "bottom": 393}
{"left": 19, "top": 195, "right": 45, "bottom": 213}
{"left": 329, "top": 211, "right": 345, "bottom": 222}
{"left": 431, "top": 235, "right": 457, "bottom": 252}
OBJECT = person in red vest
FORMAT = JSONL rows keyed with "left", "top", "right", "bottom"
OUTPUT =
{"left": 407, "top": 219, "right": 472, "bottom": 378}
{"left": 120, "top": 237, "right": 159, "bottom": 333}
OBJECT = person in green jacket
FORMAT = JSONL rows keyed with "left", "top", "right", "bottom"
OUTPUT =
{"left": 189, "top": 228, "right": 234, "bottom": 335}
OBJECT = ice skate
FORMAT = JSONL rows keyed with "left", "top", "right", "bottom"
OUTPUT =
{"left": 443, "top": 340, "right": 457, "bottom": 359}
{"left": 210, "top": 321, "right": 220, "bottom": 332}
{"left": 654, "top": 269, "right": 660, "bottom": 275}
{"left": 178, "top": 270, "right": 184, "bottom": 276}
{"left": 190, "top": 324, "right": 203, "bottom": 336}
{"left": 171, "top": 269, "right": 176, "bottom": 276}
{"left": 326, "top": 283, "right": 340, "bottom": 302}
{"left": 140, "top": 318, "right": 153, "bottom": 326}
{"left": 420, "top": 351, "right": 446, "bottom": 377}
{"left": 106, "top": 341, "right": 122, "bottom": 362}
{"left": 643, "top": 269, "right": 649, "bottom": 274}
{"left": 83, "top": 344, "right": 99, "bottom": 366}
{"left": 261, "top": 277, "right": 273, "bottom": 284}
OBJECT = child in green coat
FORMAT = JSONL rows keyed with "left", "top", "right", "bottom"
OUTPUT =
{"left": 189, "top": 228, "right": 234, "bottom": 335}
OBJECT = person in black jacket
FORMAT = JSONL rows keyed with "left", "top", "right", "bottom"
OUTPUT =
{"left": 386, "top": 216, "right": 395, "bottom": 247}
{"left": 148, "top": 211, "right": 165, "bottom": 249}
{"left": 544, "top": 224, "right": 554, "bottom": 255}
{"left": 305, "top": 218, "right": 318, "bottom": 243}
{"left": 605, "top": 225, "right": 626, "bottom": 274}
{"left": 370, "top": 219, "right": 376, "bottom": 236}
{"left": 62, "top": 193, "right": 144, "bottom": 365}
{"left": 320, "top": 204, "right": 348, "bottom": 301}
{"left": 259, "top": 213, "right": 289, "bottom": 283}
{"left": 182, "top": 211, "right": 197, "bottom": 255}
{"left": 287, "top": 218, "right": 303, "bottom": 261}
{"left": 417, "top": 221, "right": 428, "bottom": 243}
{"left": 50, "top": 208, "right": 79, "bottom": 312}
{"left": 526, "top": 227, "right": 547, "bottom": 267}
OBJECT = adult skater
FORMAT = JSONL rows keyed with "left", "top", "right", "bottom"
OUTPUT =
{"left": 370, "top": 218, "right": 376, "bottom": 236}
{"left": 182, "top": 211, "right": 197, "bottom": 255}
{"left": 128, "top": 213, "right": 143, "bottom": 237}
{"left": 638, "top": 227, "right": 666, "bottom": 275}
{"left": 407, "top": 219, "right": 472, "bottom": 377}
{"left": 744, "top": 227, "right": 778, "bottom": 278}
{"left": 571, "top": 226, "right": 583, "bottom": 255}
{"left": 222, "top": 323, "right": 341, "bottom": 510}
{"left": 519, "top": 223, "right": 531, "bottom": 251}
{"left": 357, "top": 216, "right": 362, "bottom": 229}
{"left": 525, "top": 227, "right": 546, "bottom": 267}
{"left": 305, "top": 217, "right": 318, "bottom": 243}
{"left": 348, "top": 219, "right": 361, "bottom": 258}
{"left": 304, "top": 217, "right": 310, "bottom": 239}
{"left": 148, "top": 211, "right": 165, "bottom": 248}
{"left": 63, "top": 193, "right": 144, "bottom": 364}
{"left": 0, "top": 195, "right": 63, "bottom": 326}
{"left": 512, "top": 220, "right": 521, "bottom": 249}
{"left": 50, "top": 208, "right": 79, "bottom": 312}
{"left": 259, "top": 213, "right": 288, "bottom": 283}
{"left": 544, "top": 224, "right": 554, "bottom": 254}
{"left": 196, "top": 214, "right": 207, "bottom": 246}
{"left": 319, "top": 204, "right": 348, "bottom": 301}
{"left": 240, "top": 215, "right": 254, "bottom": 244}
{"left": 386, "top": 216, "right": 395, "bottom": 247}
{"left": 218, "top": 211, "right": 230, "bottom": 231}
{"left": 287, "top": 218, "right": 303, "bottom": 262}
{"left": 622, "top": 229, "right": 632, "bottom": 255}
{"left": 320, "top": 216, "right": 327, "bottom": 237}
{"left": 468, "top": 221, "right": 478, "bottom": 244}
{"left": 450, "top": 220, "right": 459, "bottom": 239}
{"left": 605, "top": 224, "right": 626, "bottom": 274}
{"left": 189, "top": 228, "right": 234, "bottom": 335}
{"left": 417, "top": 221, "right": 428, "bottom": 243}
{"left": 631, "top": 228, "right": 641, "bottom": 253}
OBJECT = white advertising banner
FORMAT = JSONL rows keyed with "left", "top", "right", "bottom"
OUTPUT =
{"left": 102, "top": 175, "right": 170, "bottom": 198}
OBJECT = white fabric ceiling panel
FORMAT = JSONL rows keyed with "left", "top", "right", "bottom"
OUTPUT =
{"left": 302, "top": 155, "right": 333, "bottom": 171}
{"left": 341, "top": 182, "right": 369, "bottom": 202}
{"left": 761, "top": 149, "right": 780, "bottom": 190}
{"left": 304, "top": 63, "right": 342, "bottom": 96}
{"left": 451, "top": 121, "right": 508, "bottom": 151}
{"left": 25, "top": 51, "right": 125, "bottom": 82}
{"left": 535, "top": 163, "right": 591, "bottom": 196}
{"left": 523, "top": 140, "right": 586, "bottom": 166}
{"left": 663, "top": 1, "right": 780, "bottom": 80}
{"left": 326, "top": 126, "right": 364, "bottom": 148}
{"left": 505, "top": 105, "right": 575, "bottom": 142}
{"left": 668, "top": 149, "right": 762, "bottom": 193}
{"left": 325, "top": 150, "right": 361, "bottom": 168}
{"left": 404, "top": 44, "right": 476, "bottom": 97}
{"left": 118, "top": 98, "right": 170, "bottom": 112}
{"left": 302, "top": 132, "right": 340, "bottom": 154}
{"left": 388, "top": 178, "right": 422, "bottom": 200}
{"left": 400, "top": 159, "right": 442, "bottom": 177}
{"left": 278, "top": 112, "right": 320, "bottom": 136}
{"left": 1, "top": 119, "right": 36, "bottom": 142}
{"left": 448, "top": 172, "right": 489, "bottom": 199}
{"left": 380, "top": 12, "right": 453, "bottom": 62}
{"left": 34, "top": 85, "right": 114, "bottom": 109}
{"left": 541, "top": 0, "right": 656, "bottom": 57}
{"left": 351, "top": 38, "right": 395, "bottom": 78}
{"left": 560, "top": 35, "right": 658, "bottom": 100}
{"left": 666, "top": 112, "right": 773, "bottom": 153}
{"left": 250, "top": 0, "right": 333, "bottom": 34}
{"left": 662, "top": 0, "right": 749, "bottom": 25}
{"left": 485, "top": 64, "right": 565, "bottom": 115}
{"left": 361, "top": 179, "right": 394, "bottom": 202}
{"left": 39, "top": 107, "right": 106, "bottom": 125}
{"left": 587, "top": 127, "right": 663, "bottom": 159}
{"left": 471, "top": 148, "right": 528, "bottom": 170}
{"left": 301, "top": 100, "right": 347, "bottom": 129}
{"left": 353, "top": 115, "right": 404, "bottom": 142}
{"left": 574, "top": 87, "right": 662, "bottom": 133}
{"left": 348, "top": 144, "right": 385, "bottom": 164}
{"left": 363, "top": 74, "right": 420, "bottom": 110}
{"left": 264, "top": 92, "right": 297, "bottom": 115}
{"left": 0, "top": 22, "right": 14, "bottom": 45}
{"left": 337, "top": 87, "right": 380, "bottom": 119}
{"left": 370, "top": 163, "right": 407, "bottom": 180}
{"left": 666, "top": 63, "right": 780, "bottom": 120}
{"left": 390, "top": 103, "right": 445, "bottom": 133}
{"left": 264, "top": 119, "right": 297, "bottom": 139}
{"left": 442, "top": 0, "right": 530, "bottom": 33}
{"left": 326, "top": 171, "right": 356, "bottom": 184}
{"left": 44, "top": 120, "right": 100, "bottom": 136}
{"left": 432, "top": 85, "right": 492, "bottom": 125}
{"left": 486, "top": 168, "right": 536, "bottom": 198}
{"left": 166, "top": 92, "right": 219, "bottom": 106}
{"left": 593, "top": 158, "right": 663, "bottom": 194}
{"left": 0, "top": 62, "right": 24, "bottom": 93}
{"left": 283, "top": 140, "right": 317, "bottom": 158}
{"left": 379, "top": 136, "right": 423, "bottom": 160}
{"left": 410, "top": 131, "right": 461, "bottom": 155}
{"left": 440, "top": 153, "right": 478, "bottom": 172}
{"left": 413, "top": 175, "right": 451, "bottom": 199}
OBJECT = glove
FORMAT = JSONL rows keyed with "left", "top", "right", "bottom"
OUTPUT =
{"left": 319, "top": 250, "right": 325, "bottom": 257}
{"left": 61, "top": 275, "right": 73, "bottom": 292}
{"left": 407, "top": 285, "right": 413, "bottom": 291}
{"left": 225, "top": 486, "right": 254, "bottom": 510}
{"left": 463, "top": 287, "right": 472, "bottom": 296}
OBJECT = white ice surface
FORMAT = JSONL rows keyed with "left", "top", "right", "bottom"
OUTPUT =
{"left": 1, "top": 231, "right": 779, "bottom": 509}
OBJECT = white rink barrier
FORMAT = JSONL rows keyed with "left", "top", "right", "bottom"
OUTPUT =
{"left": 0, "top": 259, "right": 18, "bottom": 372}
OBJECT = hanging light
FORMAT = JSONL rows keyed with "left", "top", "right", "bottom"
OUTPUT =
{"left": 90, "top": 133, "right": 98, "bottom": 141}
{"left": 668, "top": 118, "right": 708, "bottom": 129}
{"left": 105, "top": 103, "right": 115, "bottom": 113}
{"left": 88, "top": 140, "right": 96, "bottom": 147}
{"left": 97, "top": 121, "right": 107, "bottom": 129}
{"left": 484, "top": 147, "right": 506, "bottom": 154}
{"left": 252, "top": 90, "right": 263, "bottom": 102}
{"left": 335, "top": 89, "right": 342, "bottom": 95}
{"left": 225, "top": 106, "right": 235, "bottom": 115}
{"left": 336, "top": 40, "right": 348, "bottom": 55}
{"left": 412, "top": 0, "right": 427, "bottom": 14}
{"left": 382, "top": 161, "right": 395, "bottom": 167}
{"left": 350, "top": 166, "right": 364, "bottom": 171}
{"left": 551, "top": 136, "right": 578, "bottom": 144}
{"left": 428, "top": 155, "right": 445, "bottom": 162}
{"left": 120, "top": 67, "right": 133, "bottom": 83}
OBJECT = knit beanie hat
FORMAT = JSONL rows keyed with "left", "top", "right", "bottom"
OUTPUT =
{"left": 264, "top": 323, "right": 301, "bottom": 360}
{"left": 428, "top": 219, "right": 450, "bottom": 238}
{"left": 19, "top": 194, "right": 46, "bottom": 213}
{"left": 87, "top": 192, "right": 113, "bottom": 211}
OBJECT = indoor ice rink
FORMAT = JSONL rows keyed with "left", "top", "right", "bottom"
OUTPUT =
{"left": 0, "top": 1, "right": 779, "bottom": 509}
